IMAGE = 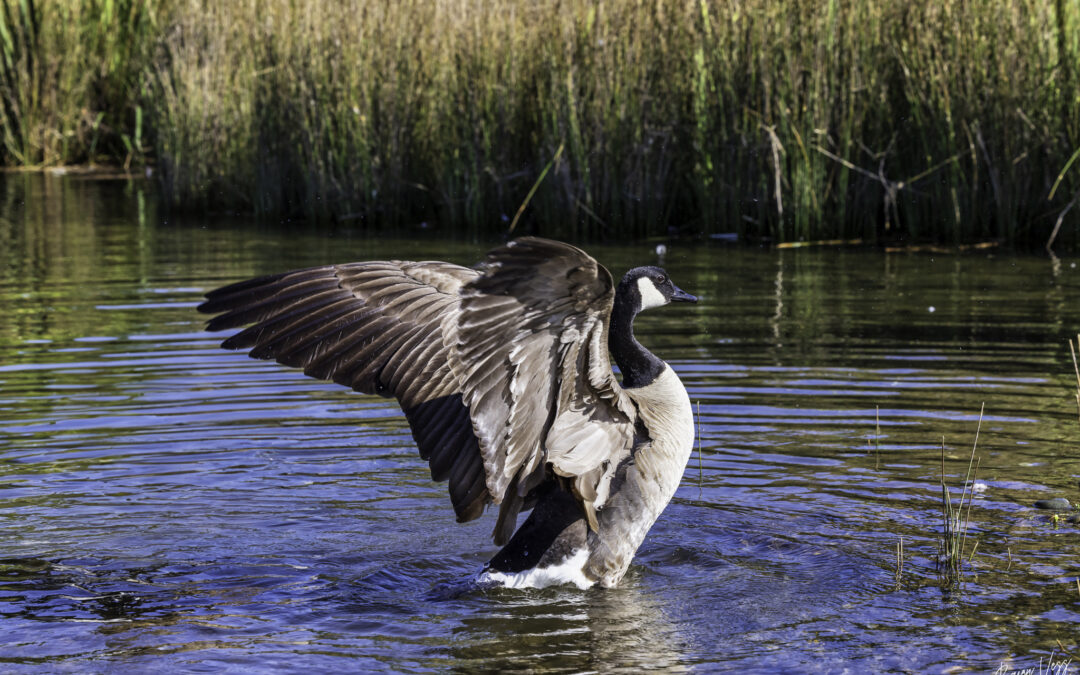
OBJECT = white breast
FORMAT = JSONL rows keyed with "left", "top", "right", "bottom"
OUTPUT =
{"left": 626, "top": 365, "right": 695, "bottom": 490}
{"left": 584, "top": 364, "right": 695, "bottom": 587}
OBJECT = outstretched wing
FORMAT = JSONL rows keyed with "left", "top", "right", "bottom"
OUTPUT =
{"left": 198, "top": 238, "right": 638, "bottom": 546}
{"left": 197, "top": 261, "right": 491, "bottom": 522}
{"left": 454, "top": 238, "right": 638, "bottom": 542}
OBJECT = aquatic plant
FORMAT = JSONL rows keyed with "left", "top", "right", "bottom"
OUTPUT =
{"left": 894, "top": 535, "right": 904, "bottom": 588}
{"left": 1, "top": 0, "right": 1078, "bottom": 245}
{"left": 937, "top": 406, "right": 983, "bottom": 582}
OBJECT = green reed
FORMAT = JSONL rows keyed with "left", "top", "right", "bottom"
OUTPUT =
{"left": 938, "top": 405, "right": 983, "bottom": 583}
{"left": 2, "top": 0, "right": 1078, "bottom": 245}
{"left": 0, "top": 0, "right": 158, "bottom": 166}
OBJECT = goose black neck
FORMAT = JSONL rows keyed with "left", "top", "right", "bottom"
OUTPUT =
{"left": 609, "top": 284, "right": 665, "bottom": 389}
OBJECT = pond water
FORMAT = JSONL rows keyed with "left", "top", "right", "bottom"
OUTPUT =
{"left": 2, "top": 173, "right": 1080, "bottom": 673}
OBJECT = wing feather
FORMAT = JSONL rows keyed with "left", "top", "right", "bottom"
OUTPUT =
{"left": 199, "top": 262, "right": 490, "bottom": 522}
{"left": 453, "top": 238, "right": 637, "bottom": 541}
{"left": 200, "top": 239, "right": 638, "bottom": 546}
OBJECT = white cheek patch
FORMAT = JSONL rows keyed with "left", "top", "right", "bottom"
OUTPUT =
{"left": 636, "top": 277, "right": 668, "bottom": 310}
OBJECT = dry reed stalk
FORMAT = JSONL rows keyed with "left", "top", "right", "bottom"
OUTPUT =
{"left": 895, "top": 536, "right": 904, "bottom": 586}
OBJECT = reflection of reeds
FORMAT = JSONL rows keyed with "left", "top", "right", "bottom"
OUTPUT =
{"left": 1, "top": 0, "right": 1078, "bottom": 243}
{"left": 875, "top": 405, "right": 881, "bottom": 470}
{"left": 938, "top": 405, "right": 983, "bottom": 581}
{"left": 695, "top": 400, "right": 704, "bottom": 498}
{"left": 1069, "top": 335, "right": 1080, "bottom": 422}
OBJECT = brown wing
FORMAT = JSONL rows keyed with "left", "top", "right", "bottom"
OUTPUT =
{"left": 453, "top": 238, "right": 638, "bottom": 543}
{"left": 197, "top": 261, "right": 491, "bottom": 522}
{"left": 200, "top": 238, "right": 638, "bottom": 547}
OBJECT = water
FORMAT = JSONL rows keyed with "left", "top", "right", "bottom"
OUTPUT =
{"left": 2, "top": 173, "right": 1080, "bottom": 673}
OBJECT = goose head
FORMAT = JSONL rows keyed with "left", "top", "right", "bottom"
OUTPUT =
{"left": 618, "top": 266, "right": 698, "bottom": 314}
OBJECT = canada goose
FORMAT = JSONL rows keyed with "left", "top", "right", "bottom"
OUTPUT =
{"left": 198, "top": 237, "right": 698, "bottom": 588}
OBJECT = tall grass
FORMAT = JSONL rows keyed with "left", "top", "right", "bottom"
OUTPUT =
{"left": 2, "top": 0, "right": 1079, "bottom": 245}
{"left": 938, "top": 436, "right": 980, "bottom": 582}
{"left": 938, "top": 405, "right": 983, "bottom": 585}
{"left": 0, "top": 0, "right": 158, "bottom": 166}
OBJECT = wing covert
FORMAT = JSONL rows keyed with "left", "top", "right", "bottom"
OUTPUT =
{"left": 454, "top": 238, "right": 637, "bottom": 542}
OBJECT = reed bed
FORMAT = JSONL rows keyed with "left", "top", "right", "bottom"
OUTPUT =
{"left": 2, "top": 0, "right": 1078, "bottom": 244}
{"left": 0, "top": 0, "right": 158, "bottom": 166}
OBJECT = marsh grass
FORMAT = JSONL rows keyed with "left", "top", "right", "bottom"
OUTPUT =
{"left": 894, "top": 536, "right": 904, "bottom": 587}
{"left": 938, "top": 405, "right": 983, "bottom": 583}
{"left": 2, "top": 0, "right": 1079, "bottom": 243}
{"left": 0, "top": 0, "right": 158, "bottom": 166}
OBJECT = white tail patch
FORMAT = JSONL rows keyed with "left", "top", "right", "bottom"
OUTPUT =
{"left": 476, "top": 548, "right": 593, "bottom": 590}
{"left": 636, "top": 276, "right": 667, "bottom": 310}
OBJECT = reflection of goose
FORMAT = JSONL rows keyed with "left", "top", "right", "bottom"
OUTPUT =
{"left": 199, "top": 238, "right": 697, "bottom": 588}
{"left": 448, "top": 578, "right": 689, "bottom": 673}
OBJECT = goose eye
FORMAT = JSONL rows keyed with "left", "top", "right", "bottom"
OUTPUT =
{"left": 655, "top": 275, "right": 666, "bottom": 284}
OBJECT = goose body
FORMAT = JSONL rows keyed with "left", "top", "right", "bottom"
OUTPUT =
{"left": 198, "top": 237, "right": 697, "bottom": 588}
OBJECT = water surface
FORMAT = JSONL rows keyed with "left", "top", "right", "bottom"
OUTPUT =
{"left": 2, "top": 174, "right": 1080, "bottom": 673}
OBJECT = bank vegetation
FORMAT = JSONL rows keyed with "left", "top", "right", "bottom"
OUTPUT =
{"left": 1, "top": 0, "right": 1078, "bottom": 245}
